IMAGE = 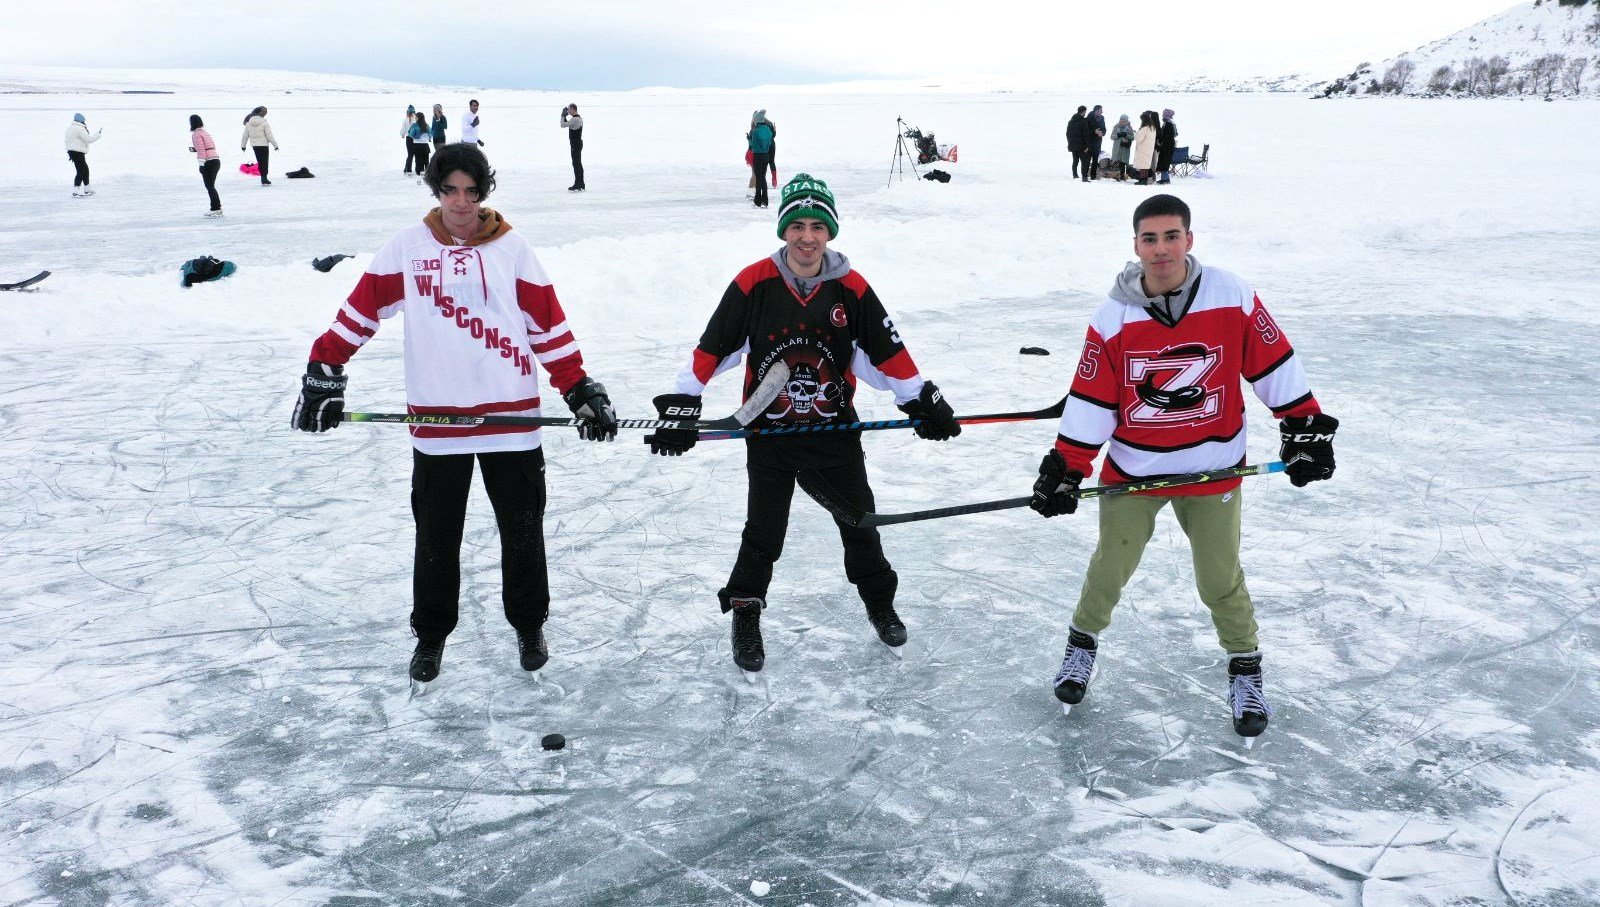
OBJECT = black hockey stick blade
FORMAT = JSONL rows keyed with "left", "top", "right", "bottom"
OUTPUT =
{"left": 802, "top": 462, "right": 1287, "bottom": 529}
{"left": 342, "top": 361, "right": 791, "bottom": 431}
{"left": 0, "top": 271, "right": 50, "bottom": 291}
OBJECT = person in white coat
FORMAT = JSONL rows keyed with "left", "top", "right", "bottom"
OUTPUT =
{"left": 240, "top": 106, "right": 280, "bottom": 185}
{"left": 64, "top": 113, "right": 103, "bottom": 197}
{"left": 1132, "top": 110, "right": 1159, "bottom": 186}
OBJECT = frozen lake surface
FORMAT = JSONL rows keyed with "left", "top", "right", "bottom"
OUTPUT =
{"left": 2, "top": 85, "right": 1598, "bottom": 906}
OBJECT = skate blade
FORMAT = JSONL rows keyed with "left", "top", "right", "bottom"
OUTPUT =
{"left": 1061, "top": 703, "right": 1073, "bottom": 716}
{"left": 408, "top": 678, "right": 431, "bottom": 700}
{"left": 1242, "top": 736, "right": 1258, "bottom": 751}
{"left": 883, "top": 643, "right": 905, "bottom": 661}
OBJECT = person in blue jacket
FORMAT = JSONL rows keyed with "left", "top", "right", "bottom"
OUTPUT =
{"left": 747, "top": 110, "right": 775, "bottom": 208}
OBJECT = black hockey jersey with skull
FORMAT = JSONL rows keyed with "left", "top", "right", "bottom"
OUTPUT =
{"left": 673, "top": 252, "right": 927, "bottom": 435}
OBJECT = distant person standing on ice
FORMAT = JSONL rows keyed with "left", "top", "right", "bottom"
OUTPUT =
{"left": 746, "top": 111, "right": 775, "bottom": 208}
{"left": 240, "top": 106, "right": 279, "bottom": 185}
{"left": 1132, "top": 111, "right": 1158, "bottom": 185}
{"left": 290, "top": 143, "right": 619, "bottom": 692}
{"left": 461, "top": 99, "right": 483, "bottom": 146}
{"left": 747, "top": 110, "right": 776, "bottom": 195}
{"left": 1110, "top": 114, "right": 1134, "bottom": 182}
{"left": 407, "top": 112, "right": 432, "bottom": 177}
{"left": 402, "top": 105, "right": 419, "bottom": 174}
{"left": 560, "top": 103, "right": 584, "bottom": 191}
{"left": 64, "top": 113, "right": 103, "bottom": 198}
{"left": 430, "top": 104, "right": 448, "bottom": 150}
{"left": 1155, "top": 108, "right": 1178, "bottom": 185}
{"left": 1065, "top": 106, "right": 1088, "bottom": 181}
{"left": 1029, "top": 193, "right": 1339, "bottom": 744}
{"left": 188, "top": 115, "right": 223, "bottom": 216}
{"left": 1086, "top": 105, "right": 1107, "bottom": 181}
{"left": 644, "top": 173, "right": 962, "bottom": 674}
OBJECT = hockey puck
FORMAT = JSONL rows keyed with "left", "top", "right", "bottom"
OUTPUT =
{"left": 1019, "top": 346, "right": 1050, "bottom": 356}
{"left": 540, "top": 733, "right": 566, "bottom": 751}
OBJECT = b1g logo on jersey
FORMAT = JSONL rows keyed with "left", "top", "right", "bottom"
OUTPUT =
{"left": 412, "top": 259, "right": 441, "bottom": 272}
{"left": 830, "top": 303, "right": 848, "bottom": 328}
{"left": 1125, "top": 343, "right": 1223, "bottom": 426}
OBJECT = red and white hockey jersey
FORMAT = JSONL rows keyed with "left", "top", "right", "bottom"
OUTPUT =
{"left": 309, "top": 210, "right": 589, "bottom": 455}
{"left": 1054, "top": 260, "right": 1321, "bottom": 495}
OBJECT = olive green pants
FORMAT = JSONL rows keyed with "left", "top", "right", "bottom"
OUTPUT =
{"left": 1071, "top": 488, "right": 1258, "bottom": 653}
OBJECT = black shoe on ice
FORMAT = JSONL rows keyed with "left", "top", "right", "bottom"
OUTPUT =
{"left": 410, "top": 637, "right": 445, "bottom": 683}
{"left": 864, "top": 599, "right": 908, "bottom": 648}
{"left": 517, "top": 626, "right": 549, "bottom": 673}
{"left": 1052, "top": 627, "right": 1098, "bottom": 707}
{"left": 729, "top": 597, "right": 765, "bottom": 672}
{"left": 1228, "top": 653, "right": 1273, "bottom": 741}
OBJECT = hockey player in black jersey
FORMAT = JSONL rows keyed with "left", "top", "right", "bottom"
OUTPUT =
{"left": 645, "top": 173, "right": 962, "bottom": 673}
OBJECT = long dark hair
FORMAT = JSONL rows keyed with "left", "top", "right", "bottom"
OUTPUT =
{"left": 242, "top": 105, "right": 266, "bottom": 124}
{"left": 190, "top": 114, "right": 204, "bottom": 130}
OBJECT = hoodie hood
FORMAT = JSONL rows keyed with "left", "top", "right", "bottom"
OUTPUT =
{"left": 770, "top": 246, "right": 850, "bottom": 297}
{"left": 73, "top": 113, "right": 86, "bottom": 124}
{"left": 423, "top": 207, "right": 513, "bottom": 246}
{"left": 1110, "top": 254, "right": 1203, "bottom": 327}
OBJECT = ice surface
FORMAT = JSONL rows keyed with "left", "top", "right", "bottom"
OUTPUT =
{"left": 2, "top": 82, "right": 1599, "bottom": 906}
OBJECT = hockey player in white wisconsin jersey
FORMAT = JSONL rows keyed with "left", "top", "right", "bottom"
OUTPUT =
{"left": 1030, "top": 194, "right": 1339, "bottom": 742}
{"left": 291, "top": 144, "right": 618, "bottom": 691}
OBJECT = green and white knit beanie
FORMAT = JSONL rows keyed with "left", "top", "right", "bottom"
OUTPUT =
{"left": 776, "top": 173, "right": 839, "bottom": 239}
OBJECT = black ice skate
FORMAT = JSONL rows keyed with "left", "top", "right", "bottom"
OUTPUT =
{"left": 1228, "top": 652, "right": 1273, "bottom": 748}
{"left": 864, "top": 598, "right": 908, "bottom": 650}
{"left": 409, "top": 637, "right": 445, "bottom": 697}
{"left": 729, "top": 596, "right": 765, "bottom": 676}
{"left": 1052, "top": 627, "right": 1098, "bottom": 714}
{"left": 517, "top": 625, "right": 549, "bottom": 674}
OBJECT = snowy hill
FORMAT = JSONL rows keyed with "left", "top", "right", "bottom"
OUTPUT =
{"left": 1319, "top": 0, "right": 1600, "bottom": 97}
{"left": 0, "top": 63, "right": 460, "bottom": 95}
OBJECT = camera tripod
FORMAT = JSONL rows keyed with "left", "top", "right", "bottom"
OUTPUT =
{"left": 887, "top": 116, "right": 922, "bottom": 187}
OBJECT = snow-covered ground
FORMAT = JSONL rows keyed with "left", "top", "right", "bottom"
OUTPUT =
{"left": 2, "top": 84, "right": 1598, "bottom": 906}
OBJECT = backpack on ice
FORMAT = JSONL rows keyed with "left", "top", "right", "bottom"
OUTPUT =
{"left": 181, "top": 255, "right": 236, "bottom": 287}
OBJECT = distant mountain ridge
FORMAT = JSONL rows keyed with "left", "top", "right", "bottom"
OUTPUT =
{"left": 1318, "top": 0, "right": 1600, "bottom": 98}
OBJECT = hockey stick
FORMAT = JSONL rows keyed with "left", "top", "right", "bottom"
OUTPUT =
{"left": 800, "top": 461, "right": 1287, "bottom": 529}
{"left": 696, "top": 395, "right": 1068, "bottom": 441}
{"left": 344, "top": 361, "right": 791, "bottom": 432}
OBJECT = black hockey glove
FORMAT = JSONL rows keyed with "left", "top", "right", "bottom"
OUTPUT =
{"left": 291, "top": 361, "right": 346, "bottom": 432}
{"left": 897, "top": 381, "right": 962, "bottom": 441}
{"left": 1279, "top": 413, "right": 1339, "bottom": 488}
{"left": 562, "top": 377, "right": 618, "bottom": 442}
{"left": 1030, "top": 449, "right": 1084, "bottom": 517}
{"left": 644, "top": 394, "right": 701, "bottom": 456}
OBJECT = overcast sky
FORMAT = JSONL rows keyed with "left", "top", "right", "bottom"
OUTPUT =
{"left": 10, "top": 0, "right": 1522, "bottom": 90}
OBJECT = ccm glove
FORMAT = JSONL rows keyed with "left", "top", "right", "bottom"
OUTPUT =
{"left": 292, "top": 361, "right": 346, "bottom": 432}
{"left": 562, "top": 377, "right": 618, "bottom": 442}
{"left": 897, "top": 381, "right": 962, "bottom": 441}
{"left": 1279, "top": 413, "right": 1339, "bottom": 487}
{"left": 644, "top": 394, "right": 701, "bottom": 456}
{"left": 1030, "top": 449, "right": 1085, "bottom": 517}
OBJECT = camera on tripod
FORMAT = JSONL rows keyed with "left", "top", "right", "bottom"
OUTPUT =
{"left": 901, "top": 125, "right": 941, "bottom": 165}
{"left": 888, "top": 116, "right": 959, "bottom": 186}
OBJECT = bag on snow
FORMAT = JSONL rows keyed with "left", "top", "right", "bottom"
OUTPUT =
{"left": 239, "top": 162, "right": 260, "bottom": 176}
{"left": 286, "top": 167, "right": 314, "bottom": 179}
{"left": 181, "top": 255, "right": 236, "bottom": 287}
{"left": 311, "top": 254, "right": 353, "bottom": 273}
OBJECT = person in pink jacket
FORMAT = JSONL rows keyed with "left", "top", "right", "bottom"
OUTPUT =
{"left": 188, "top": 114, "right": 223, "bottom": 216}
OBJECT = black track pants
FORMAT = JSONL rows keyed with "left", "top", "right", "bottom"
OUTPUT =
{"left": 68, "top": 150, "right": 89, "bottom": 187}
{"left": 410, "top": 447, "right": 548, "bottom": 641}
{"left": 200, "top": 159, "right": 221, "bottom": 210}
{"left": 721, "top": 439, "right": 897, "bottom": 611}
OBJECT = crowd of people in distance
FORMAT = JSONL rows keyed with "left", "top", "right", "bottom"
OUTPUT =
{"left": 1066, "top": 104, "right": 1180, "bottom": 185}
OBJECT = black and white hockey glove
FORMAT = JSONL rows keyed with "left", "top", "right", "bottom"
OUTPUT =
{"left": 897, "top": 381, "right": 962, "bottom": 441}
{"left": 1030, "top": 449, "right": 1084, "bottom": 517}
{"left": 562, "top": 377, "right": 618, "bottom": 442}
{"left": 1279, "top": 413, "right": 1339, "bottom": 487}
{"left": 644, "top": 394, "right": 701, "bottom": 456}
{"left": 291, "top": 361, "right": 346, "bottom": 432}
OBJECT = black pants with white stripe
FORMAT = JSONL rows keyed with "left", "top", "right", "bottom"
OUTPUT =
{"left": 410, "top": 447, "right": 548, "bottom": 641}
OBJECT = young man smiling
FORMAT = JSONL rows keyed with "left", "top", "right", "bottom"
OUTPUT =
{"left": 646, "top": 173, "right": 962, "bottom": 673}
{"left": 1030, "top": 194, "right": 1339, "bottom": 741}
{"left": 292, "top": 143, "right": 618, "bottom": 690}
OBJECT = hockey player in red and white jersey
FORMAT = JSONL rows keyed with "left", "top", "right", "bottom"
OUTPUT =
{"left": 1030, "top": 194, "right": 1339, "bottom": 741}
{"left": 644, "top": 173, "right": 963, "bottom": 674}
{"left": 291, "top": 144, "right": 618, "bottom": 690}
